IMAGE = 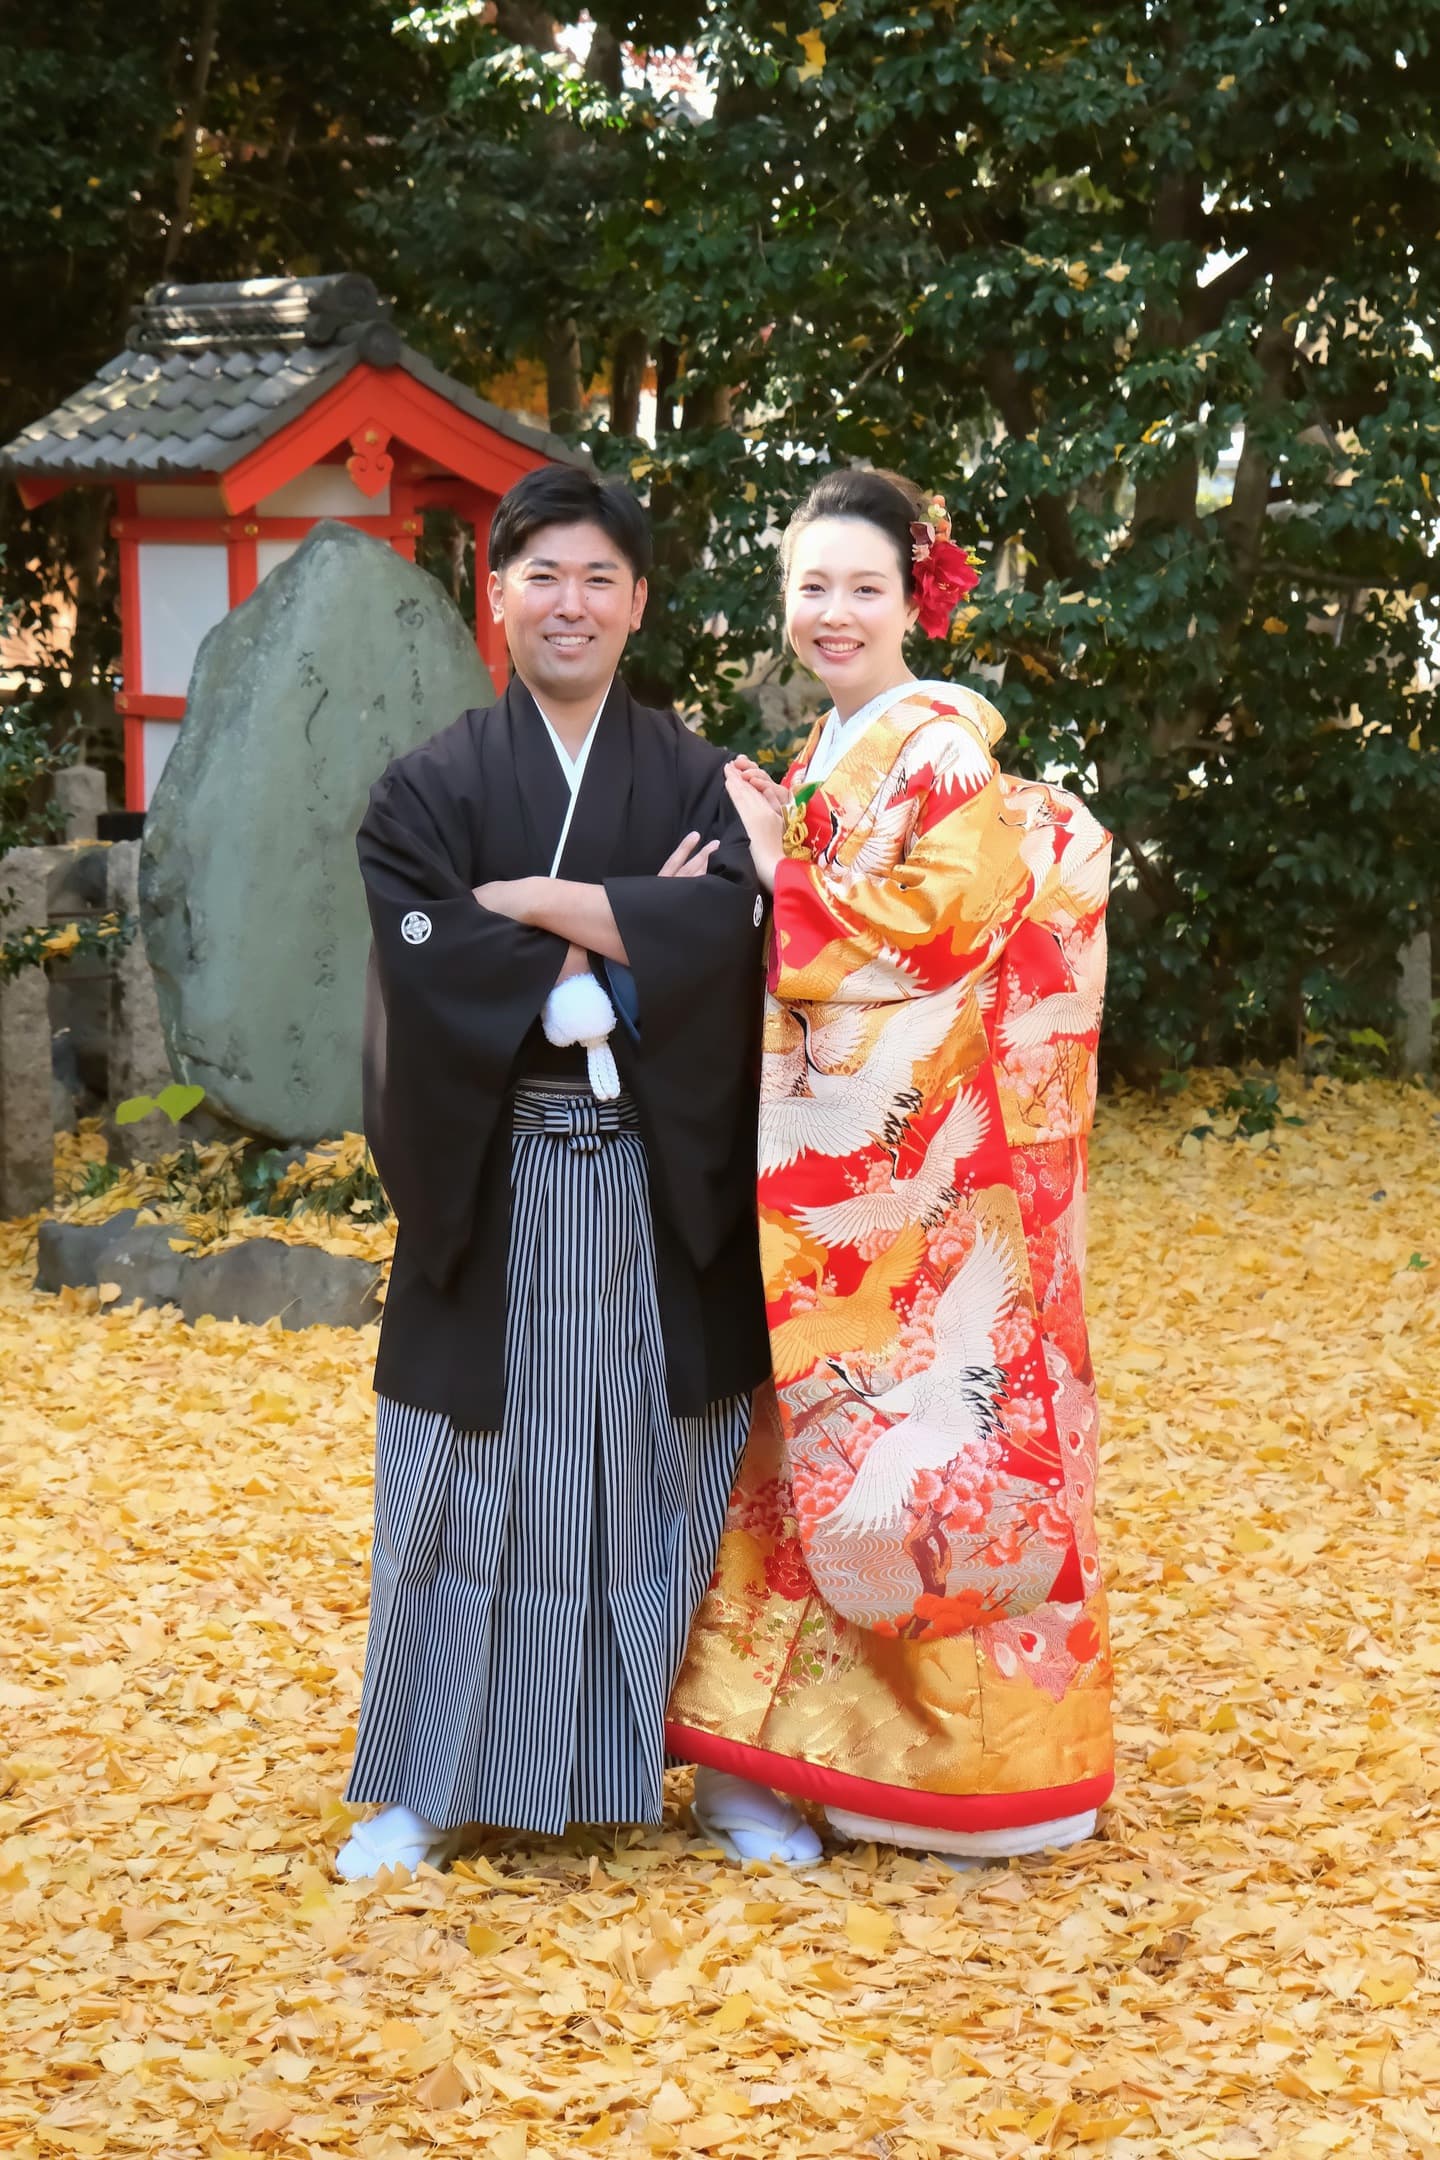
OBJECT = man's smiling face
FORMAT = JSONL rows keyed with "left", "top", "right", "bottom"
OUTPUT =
{"left": 488, "top": 518, "right": 648, "bottom": 710}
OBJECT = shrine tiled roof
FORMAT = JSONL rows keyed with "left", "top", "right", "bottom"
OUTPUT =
{"left": 0, "top": 274, "right": 577, "bottom": 481}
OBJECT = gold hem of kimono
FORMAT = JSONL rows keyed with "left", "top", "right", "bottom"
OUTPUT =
{"left": 669, "top": 1569, "right": 1113, "bottom": 1803}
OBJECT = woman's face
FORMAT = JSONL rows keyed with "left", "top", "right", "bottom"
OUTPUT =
{"left": 784, "top": 515, "right": 916, "bottom": 714}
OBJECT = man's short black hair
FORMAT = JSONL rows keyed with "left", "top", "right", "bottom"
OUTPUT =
{"left": 488, "top": 467, "right": 652, "bottom": 583}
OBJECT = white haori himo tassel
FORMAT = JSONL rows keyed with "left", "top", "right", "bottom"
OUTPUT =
{"left": 541, "top": 972, "right": 622, "bottom": 1100}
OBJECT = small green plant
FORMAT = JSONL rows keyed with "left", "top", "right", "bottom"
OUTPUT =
{"left": 1219, "top": 1077, "right": 1306, "bottom": 1140}
{"left": 114, "top": 1083, "right": 207, "bottom": 1127}
{"left": 76, "top": 1157, "right": 123, "bottom": 1200}
{"left": 239, "top": 1147, "right": 298, "bottom": 1214}
{"left": 1333, "top": 1028, "right": 1391, "bottom": 1083}
{"left": 289, "top": 1155, "right": 389, "bottom": 1221}
{"left": 1302, "top": 1025, "right": 1392, "bottom": 1082}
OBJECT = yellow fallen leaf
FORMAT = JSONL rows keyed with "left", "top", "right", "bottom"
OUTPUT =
{"left": 845, "top": 1903, "right": 895, "bottom": 1954}
{"left": 414, "top": 2058, "right": 467, "bottom": 2111}
{"left": 651, "top": 2078, "right": 697, "bottom": 2122}
{"left": 372, "top": 2020, "right": 423, "bottom": 2055}
{"left": 178, "top": 2048, "right": 247, "bottom": 2082}
{"left": 711, "top": 1991, "right": 754, "bottom": 2034}
{"left": 98, "top": 2040, "right": 145, "bottom": 2075}
{"left": 466, "top": 1922, "right": 506, "bottom": 1955}
{"left": 1362, "top": 1961, "right": 1417, "bottom": 2006}
{"left": 1299, "top": 2042, "right": 1347, "bottom": 2094}
{"left": 249, "top": 1388, "right": 300, "bottom": 1421}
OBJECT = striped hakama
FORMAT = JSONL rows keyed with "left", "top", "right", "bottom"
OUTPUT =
{"left": 346, "top": 1080, "right": 751, "bottom": 1836}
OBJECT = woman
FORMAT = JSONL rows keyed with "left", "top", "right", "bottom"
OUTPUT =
{"left": 667, "top": 469, "right": 1114, "bottom": 1863}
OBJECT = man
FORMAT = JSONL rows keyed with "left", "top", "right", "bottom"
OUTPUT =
{"left": 337, "top": 467, "right": 770, "bottom": 1879}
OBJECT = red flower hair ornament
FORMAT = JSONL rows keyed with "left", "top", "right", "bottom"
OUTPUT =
{"left": 910, "top": 494, "right": 980, "bottom": 639}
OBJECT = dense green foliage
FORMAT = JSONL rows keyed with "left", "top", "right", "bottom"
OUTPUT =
{"left": 3, "top": 2, "right": 1437, "bottom": 1065}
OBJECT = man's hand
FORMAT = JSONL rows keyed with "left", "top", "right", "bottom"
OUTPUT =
{"left": 557, "top": 942, "right": 591, "bottom": 983}
{"left": 658, "top": 831, "right": 718, "bottom": 879}
{"left": 473, "top": 877, "right": 536, "bottom": 922}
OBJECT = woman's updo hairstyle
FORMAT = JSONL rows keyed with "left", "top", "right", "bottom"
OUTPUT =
{"left": 779, "top": 467, "right": 926, "bottom": 597}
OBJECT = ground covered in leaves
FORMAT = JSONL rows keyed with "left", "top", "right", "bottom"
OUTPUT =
{"left": 2, "top": 1077, "right": 1438, "bottom": 2160}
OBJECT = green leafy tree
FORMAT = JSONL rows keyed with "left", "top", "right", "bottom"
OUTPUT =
{"left": 386, "top": 0, "right": 1439, "bottom": 1066}
{"left": 7, "top": 2, "right": 1437, "bottom": 1062}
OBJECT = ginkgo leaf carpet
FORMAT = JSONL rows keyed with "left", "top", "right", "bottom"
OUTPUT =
{"left": 2, "top": 1076, "right": 1437, "bottom": 2159}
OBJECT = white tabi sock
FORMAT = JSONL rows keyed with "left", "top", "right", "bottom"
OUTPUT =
{"left": 334, "top": 1804, "right": 450, "bottom": 1882}
{"left": 692, "top": 1769, "right": 823, "bottom": 1864}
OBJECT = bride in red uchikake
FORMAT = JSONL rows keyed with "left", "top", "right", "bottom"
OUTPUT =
{"left": 668, "top": 469, "right": 1114, "bottom": 1867}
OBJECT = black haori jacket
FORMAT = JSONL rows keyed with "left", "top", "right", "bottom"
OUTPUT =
{"left": 357, "top": 676, "right": 771, "bottom": 1431}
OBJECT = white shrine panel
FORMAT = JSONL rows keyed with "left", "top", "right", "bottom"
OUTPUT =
{"left": 142, "top": 718, "right": 182, "bottom": 808}
{"left": 135, "top": 542, "right": 229, "bottom": 697}
{"left": 257, "top": 466, "right": 390, "bottom": 517}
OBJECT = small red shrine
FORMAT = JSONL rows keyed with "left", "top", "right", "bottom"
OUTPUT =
{"left": 0, "top": 275, "right": 582, "bottom": 810}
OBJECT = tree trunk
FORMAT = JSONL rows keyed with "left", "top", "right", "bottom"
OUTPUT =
{"left": 62, "top": 492, "right": 117, "bottom": 762}
{"left": 682, "top": 377, "right": 732, "bottom": 431}
{"left": 544, "top": 317, "right": 584, "bottom": 435}
{"left": 491, "top": 3, "right": 559, "bottom": 45}
{"left": 653, "top": 339, "right": 680, "bottom": 440}
{"left": 1397, "top": 923, "right": 1433, "bottom": 1077}
{"left": 161, "top": 0, "right": 223, "bottom": 275}
{"left": 585, "top": 24, "right": 623, "bottom": 93}
{"left": 1131, "top": 167, "right": 1205, "bottom": 536}
{"left": 610, "top": 328, "right": 648, "bottom": 437}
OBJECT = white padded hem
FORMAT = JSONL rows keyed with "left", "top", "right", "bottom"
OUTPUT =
{"left": 824, "top": 1805, "right": 1098, "bottom": 1858}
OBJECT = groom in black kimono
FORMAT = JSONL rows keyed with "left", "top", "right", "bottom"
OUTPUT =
{"left": 337, "top": 466, "right": 770, "bottom": 1878}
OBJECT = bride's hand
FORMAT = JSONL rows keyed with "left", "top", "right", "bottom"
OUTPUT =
{"left": 728, "top": 755, "right": 789, "bottom": 815}
{"left": 724, "top": 762, "right": 784, "bottom": 893}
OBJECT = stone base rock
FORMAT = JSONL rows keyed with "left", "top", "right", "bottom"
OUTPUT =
{"left": 34, "top": 1214, "right": 381, "bottom": 1329}
{"left": 139, "top": 521, "right": 493, "bottom": 1144}
{"left": 178, "top": 1240, "right": 381, "bottom": 1329}
{"left": 36, "top": 1214, "right": 188, "bottom": 1309}
{"left": 37, "top": 1211, "right": 141, "bottom": 1291}
{"left": 106, "top": 840, "right": 174, "bottom": 1146}
{"left": 53, "top": 765, "right": 107, "bottom": 844}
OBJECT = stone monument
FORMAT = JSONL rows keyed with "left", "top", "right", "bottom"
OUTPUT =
{"left": 139, "top": 521, "right": 492, "bottom": 1143}
{"left": 0, "top": 849, "right": 54, "bottom": 1216}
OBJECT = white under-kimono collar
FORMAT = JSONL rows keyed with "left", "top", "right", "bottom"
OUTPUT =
{"left": 803, "top": 676, "right": 954, "bottom": 789}
{"left": 533, "top": 681, "right": 614, "bottom": 877}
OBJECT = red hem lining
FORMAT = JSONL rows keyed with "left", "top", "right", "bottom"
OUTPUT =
{"left": 665, "top": 1722, "right": 1113, "bottom": 1832}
